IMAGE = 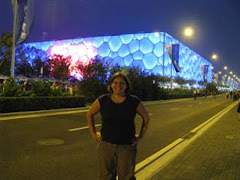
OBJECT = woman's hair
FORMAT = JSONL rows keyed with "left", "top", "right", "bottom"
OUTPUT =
{"left": 108, "top": 72, "right": 130, "bottom": 94}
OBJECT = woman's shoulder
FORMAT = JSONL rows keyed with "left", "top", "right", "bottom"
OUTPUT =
{"left": 128, "top": 94, "right": 139, "bottom": 99}
{"left": 128, "top": 94, "right": 141, "bottom": 105}
{"left": 98, "top": 94, "right": 111, "bottom": 102}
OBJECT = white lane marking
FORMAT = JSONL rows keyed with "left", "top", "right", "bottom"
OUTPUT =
{"left": 0, "top": 110, "right": 88, "bottom": 121}
{"left": 68, "top": 124, "right": 101, "bottom": 132}
{"left": 135, "top": 138, "right": 184, "bottom": 172}
{"left": 170, "top": 108, "right": 179, "bottom": 111}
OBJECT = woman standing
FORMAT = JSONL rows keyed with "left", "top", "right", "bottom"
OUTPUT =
{"left": 87, "top": 72, "right": 150, "bottom": 180}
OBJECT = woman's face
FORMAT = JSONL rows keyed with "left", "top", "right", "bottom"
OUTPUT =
{"left": 111, "top": 77, "right": 127, "bottom": 95}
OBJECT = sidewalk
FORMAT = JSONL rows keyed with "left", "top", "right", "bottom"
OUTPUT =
{"left": 146, "top": 102, "right": 240, "bottom": 180}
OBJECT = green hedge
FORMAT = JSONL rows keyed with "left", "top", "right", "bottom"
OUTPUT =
{"left": 0, "top": 96, "right": 86, "bottom": 113}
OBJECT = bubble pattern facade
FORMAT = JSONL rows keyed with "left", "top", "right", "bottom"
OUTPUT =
{"left": 26, "top": 32, "right": 213, "bottom": 82}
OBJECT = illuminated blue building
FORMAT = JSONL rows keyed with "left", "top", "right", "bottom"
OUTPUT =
{"left": 25, "top": 32, "right": 213, "bottom": 82}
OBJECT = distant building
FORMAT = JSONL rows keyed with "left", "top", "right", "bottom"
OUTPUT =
{"left": 25, "top": 32, "right": 213, "bottom": 82}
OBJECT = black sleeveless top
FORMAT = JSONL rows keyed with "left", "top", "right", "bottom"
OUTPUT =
{"left": 98, "top": 94, "right": 140, "bottom": 144}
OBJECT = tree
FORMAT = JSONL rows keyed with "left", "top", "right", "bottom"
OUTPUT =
{"left": 125, "top": 66, "right": 144, "bottom": 98}
{"left": 206, "top": 83, "right": 218, "bottom": 93}
{"left": 15, "top": 58, "right": 33, "bottom": 77}
{"left": 76, "top": 57, "right": 109, "bottom": 100}
{"left": 174, "top": 77, "right": 186, "bottom": 85}
{"left": 0, "top": 32, "right": 12, "bottom": 75}
{"left": 23, "top": 46, "right": 50, "bottom": 77}
{"left": 49, "top": 55, "right": 71, "bottom": 80}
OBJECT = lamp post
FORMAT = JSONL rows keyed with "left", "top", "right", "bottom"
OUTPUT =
{"left": 11, "top": 0, "right": 18, "bottom": 78}
{"left": 210, "top": 53, "right": 218, "bottom": 85}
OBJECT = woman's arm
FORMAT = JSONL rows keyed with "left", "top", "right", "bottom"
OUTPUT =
{"left": 86, "top": 100, "right": 102, "bottom": 143}
{"left": 238, "top": 103, "right": 240, "bottom": 119}
{"left": 134, "top": 102, "right": 150, "bottom": 144}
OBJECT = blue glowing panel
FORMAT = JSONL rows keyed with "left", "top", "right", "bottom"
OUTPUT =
{"left": 124, "top": 55, "right": 133, "bottom": 66}
{"left": 164, "top": 52, "right": 172, "bottom": 66}
{"left": 103, "top": 36, "right": 111, "bottom": 42}
{"left": 140, "top": 38, "right": 154, "bottom": 54}
{"left": 158, "top": 57, "right": 164, "bottom": 66}
{"left": 120, "top": 34, "right": 134, "bottom": 44}
{"left": 118, "top": 44, "right": 130, "bottom": 58}
{"left": 135, "top": 33, "right": 145, "bottom": 40}
{"left": 132, "top": 51, "right": 143, "bottom": 60}
{"left": 109, "top": 52, "right": 118, "bottom": 59}
{"left": 93, "top": 37, "right": 104, "bottom": 48}
{"left": 98, "top": 43, "right": 111, "bottom": 57}
{"left": 151, "top": 65, "right": 163, "bottom": 76}
{"left": 131, "top": 60, "right": 145, "bottom": 70}
{"left": 31, "top": 42, "right": 43, "bottom": 50}
{"left": 142, "top": 54, "right": 158, "bottom": 70}
{"left": 153, "top": 42, "right": 164, "bottom": 57}
{"left": 72, "top": 38, "right": 83, "bottom": 44}
{"left": 108, "top": 36, "right": 122, "bottom": 52}
{"left": 129, "top": 39, "right": 139, "bottom": 53}
{"left": 111, "top": 56, "right": 125, "bottom": 67}
{"left": 148, "top": 33, "right": 161, "bottom": 44}
{"left": 165, "top": 65, "right": 172, "bottom": 77}
{"left": 144, "top": 33, "right": 149, "bottom": 38}
{"left": 39, "top": 42, "right": 52, "bottom": 51}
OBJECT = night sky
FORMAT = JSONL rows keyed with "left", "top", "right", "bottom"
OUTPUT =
{"left": 0, "top": 0, "right": 239, "bottom": 79}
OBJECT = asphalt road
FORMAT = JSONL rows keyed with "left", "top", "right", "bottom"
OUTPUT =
{"left": 0, "top": 95, "right": 233, "bottom": 180}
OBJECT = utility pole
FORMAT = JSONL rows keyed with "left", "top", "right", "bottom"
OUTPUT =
{"left": 11, "top": 0, "right": 18, "bottom": 78}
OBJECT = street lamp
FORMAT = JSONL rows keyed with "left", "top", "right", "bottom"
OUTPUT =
{"left": 224, "top": 66, "right": 228, "bottom": 70}
{"left": 211, "top": 54, "right": 218, "bottom": 60}
{"left": 184, "top": 27, "right": 194, "bottom": 37}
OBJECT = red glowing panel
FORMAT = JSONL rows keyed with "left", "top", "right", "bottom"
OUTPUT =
{"left": 87, "top": 47, "right": 98, "bottom": 59}
{"left": 76, "top": 44, "right": 87, "bottom": 56}
{"left": 49, "top": 42, "right": 98, "bottom": 79}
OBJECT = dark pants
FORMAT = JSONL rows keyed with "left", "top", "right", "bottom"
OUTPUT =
{"left": 97, "top": 141, "right": 137, "bottom": 180}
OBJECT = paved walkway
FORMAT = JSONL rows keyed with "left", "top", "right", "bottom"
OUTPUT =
{"left": 148, "top": 102, "right": 240, "bottom": 180}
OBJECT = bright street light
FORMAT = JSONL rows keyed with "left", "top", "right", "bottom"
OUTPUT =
{"left": 224, "top": 66, "right": 228, "bottom": 70}
{"left": 211, "top": 54, "right": 218, "bottom": 60}
{"left": 184, "top": 27, "right": 194, "bottom": 37}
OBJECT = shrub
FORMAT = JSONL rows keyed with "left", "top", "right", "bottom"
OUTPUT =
{"left": 31, "top": 80, "right": 52, "bottom": 96}
{"left": 0, "top": 96, "right": 86, "bottom": 113}
{"left": 1, "top": 78, "right": 23, "bottom": 97}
